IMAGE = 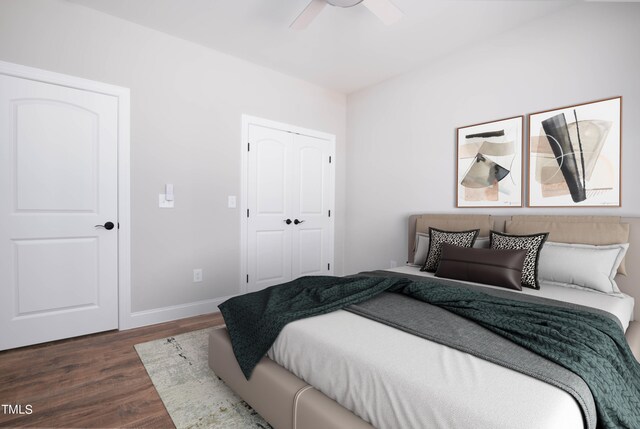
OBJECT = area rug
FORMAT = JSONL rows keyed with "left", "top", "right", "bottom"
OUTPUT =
{"left": 135, "top": 328, "right": 272, "bottom": 429}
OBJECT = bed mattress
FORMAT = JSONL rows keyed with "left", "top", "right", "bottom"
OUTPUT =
{"left": 267, "top": 268, "right": 634, "bottom": 429}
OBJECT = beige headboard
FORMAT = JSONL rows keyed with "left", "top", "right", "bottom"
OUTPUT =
{"left": 408, "top": 214, "right": 639, "bottom": 321}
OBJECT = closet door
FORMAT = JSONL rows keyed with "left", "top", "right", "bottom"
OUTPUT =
{"left": 291, "top": 134, "right": 333, "bottom": 279}
{"left": 247, "top": 125, "right": 294, "bottom": 292}
{"left": 246, "top": 122, "right": 334, "bottom": 293}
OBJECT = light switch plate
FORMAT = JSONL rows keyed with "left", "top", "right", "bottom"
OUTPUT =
{"left": 159, "top": 194, "right": 174, "bottom": 208}
{"left": 228, "top": 195, "right": 237, "bottom": 208}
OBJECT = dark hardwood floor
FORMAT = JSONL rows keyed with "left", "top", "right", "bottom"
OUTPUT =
{"left": 0, "top": 312, "right": 225, "bottom": 428}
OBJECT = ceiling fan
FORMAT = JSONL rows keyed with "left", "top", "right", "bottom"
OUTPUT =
{"left": 290, "top": 0, "right": 404, "bottom": 30}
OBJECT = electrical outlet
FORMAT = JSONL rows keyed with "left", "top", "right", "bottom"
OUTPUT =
{"left": 193, "top": 268, "right": 203, "bottom": 283}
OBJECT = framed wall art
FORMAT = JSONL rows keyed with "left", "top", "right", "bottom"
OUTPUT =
{"left": 528, "top": 96, "right": 621, "bottom": 207}
{"left": 456, "top": 116, "right": 523, "bottom": 208}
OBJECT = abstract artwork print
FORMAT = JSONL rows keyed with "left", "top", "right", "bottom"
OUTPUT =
{"left": 528, "top": 97, "right": 621, "bottom": 207}
{"left": 456, "top": 116, "right": 523, "bottom": 207}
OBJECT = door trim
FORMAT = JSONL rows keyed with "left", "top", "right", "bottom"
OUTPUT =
{"left": 0, "top": 61, "right": 132, "bottom": 330}
{"left": 240, "top": 115, "right": 335, "bottom": 294}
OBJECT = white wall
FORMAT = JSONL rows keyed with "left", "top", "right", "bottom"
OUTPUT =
{"left": 345, "top": 2, "right": 640, "bottom": 274}
{"left": 2, "top": 0, "right": 638, "bottom": 323}
{"left": 0, "top": 0, "right": 347, "bottom": 319}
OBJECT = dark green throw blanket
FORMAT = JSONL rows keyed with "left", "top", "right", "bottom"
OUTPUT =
{"left": 218, "top": 275, "right": 640, "bottom": 429}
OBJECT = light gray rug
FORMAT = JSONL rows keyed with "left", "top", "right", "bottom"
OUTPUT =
{"left": 135, "top": 328, "right": 272, "bottom": 429}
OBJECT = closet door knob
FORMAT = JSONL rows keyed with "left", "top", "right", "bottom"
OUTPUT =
{"left": 95, "top": 221, "right": 115, "bottom": 230}
{"left": 284, "top": 219, "right": 292, "bottom": 225}
{"left": 294, "top": 219, "right": 305, "bottom": 225}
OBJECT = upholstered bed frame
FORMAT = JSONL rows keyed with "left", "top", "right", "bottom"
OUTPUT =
{"left": 209, "top": 215, "right": 640, "bottom": 429}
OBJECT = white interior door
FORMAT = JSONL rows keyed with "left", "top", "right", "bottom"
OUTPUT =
{"left": 0, "top": 74, "right": 119, "bottom": 350}
{"left": 247, "top": 125, "right": 293, "bottom": 292}
{"left": 246, "top": 122, "right": 334, "bottom": 293}
{"left": 291, "top": 134, "right": 333, "bottom": 278}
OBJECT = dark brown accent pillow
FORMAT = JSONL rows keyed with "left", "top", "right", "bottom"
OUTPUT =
{"left": 435, "top": 243, "right": 528, "bottom": 291}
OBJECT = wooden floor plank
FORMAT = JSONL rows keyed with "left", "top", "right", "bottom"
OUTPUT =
{"left": 0, "top": 312, "right": 224, "bottom": 428}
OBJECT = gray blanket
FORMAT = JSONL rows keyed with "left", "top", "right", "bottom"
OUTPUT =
{"left": 345, "top": 292, "right": 596, "bottom": 429}
{"left": 347, "top": 271, "right": 599, "bottom": 429}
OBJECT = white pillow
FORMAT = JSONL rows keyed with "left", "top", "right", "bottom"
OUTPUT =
{"left": 414, "top": 233, "right": 430, "bottom": 266}
{"left": 537, "top": 241, "right": 629, "bottom": 294}
{"left": 413, "top": 233, "right": 489, "bottom": 266}
{"left": 473, "top": 236, "right": 491, "bottom": 249}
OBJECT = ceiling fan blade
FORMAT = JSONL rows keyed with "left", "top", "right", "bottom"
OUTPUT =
{"left": 290, "top": 0, "right": 327, "bottom": 30}
{"left": 362, "top": 0, "right": 403, "bottom": 25}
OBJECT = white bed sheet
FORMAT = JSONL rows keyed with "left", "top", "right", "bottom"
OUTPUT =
{"left": 267, "top": 268, "right": 635, "bottom": 429}
{"left": 269, "top": 311, "right": 583, "bottom": 429}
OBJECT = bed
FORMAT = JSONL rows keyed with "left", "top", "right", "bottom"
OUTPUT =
{"left": 209, "top": 214, "right": 640, "bottom": 429}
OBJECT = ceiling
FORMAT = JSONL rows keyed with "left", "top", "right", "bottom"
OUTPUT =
{"left": 66, "top": 0, "right": 575, "bottom": 94}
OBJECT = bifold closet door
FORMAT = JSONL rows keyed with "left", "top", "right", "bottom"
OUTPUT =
{"left": 247, "top": 124, "right": 333, "bottom": 293}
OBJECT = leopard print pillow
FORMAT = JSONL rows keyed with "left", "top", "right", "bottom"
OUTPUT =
{"left": 490, "top": 231, "right": 549, "bottom": 289}
{"left": 421, "top": 228, "right": 479, "bottom": 272}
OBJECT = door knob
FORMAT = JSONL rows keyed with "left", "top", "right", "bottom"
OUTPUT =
{"left": 294, "top": 219, "right": 305, "bottom": 225}
{"left": 95, "top": 221, "right": 115, "bottom": 230}
{"left": 284, "top": 219, "right": 292, "bottom": 225}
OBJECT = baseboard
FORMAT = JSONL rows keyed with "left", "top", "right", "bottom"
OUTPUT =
{"left": 123, "top": 295, "right": 236, "bottom": 330}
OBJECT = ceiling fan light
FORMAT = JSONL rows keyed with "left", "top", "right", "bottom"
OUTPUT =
{"left": 327, "top": 0, "right": 365, "bottom": 8}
